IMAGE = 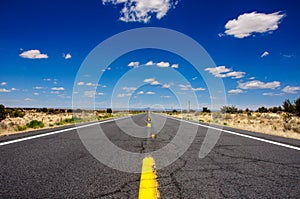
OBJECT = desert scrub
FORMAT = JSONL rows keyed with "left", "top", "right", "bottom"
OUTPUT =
{"left": 14, "top": 125, "right": 27, "bottom": 131}
{"left": 283, "top": 123, "right": 292, "bottom": 131}
{"left": 26, "top": 120, "right": 44, "bottom": 129}
{"left": 292, "top": 126, "right": 300, "bottom": 133}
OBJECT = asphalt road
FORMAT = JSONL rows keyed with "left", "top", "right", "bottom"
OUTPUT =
{"left": 1, "top": 113, "right": 300, "bottom": 198}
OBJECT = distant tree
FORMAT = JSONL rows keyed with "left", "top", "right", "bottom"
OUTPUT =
{"left": 245, "top": 108, "right": 250, "bottom": 113}
{"left": 0, "top": 104, "right": 6, "bottom": 121}
{"left": 257, "top": 106, "right": 268, "bottom": 113}
{"left": 172, "top": 109, "right": 178, "bottom": 113}
{"left": 283, "top": 99, "right": 295, "bottom": 113}
{"left": 220, "top": 106, "right": 238, "bottom": 114}
{"left": 295, "top": 98, "right": 300, "bottom": 117}
{"left": 202, "top": 107, "right": 211, "bottom": 113}
{"left": 106, "top": 108, "right": 112, "bottom": 114}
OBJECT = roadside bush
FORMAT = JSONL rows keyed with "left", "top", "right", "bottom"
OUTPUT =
{"left": 14, "top": 125, "right": 27, "bottom": 131}
{"left": 26, "top": 120, "right": 44, "bottom": 129}
{"left": 295, "top": 98, "right": 300, "bottom": 117}
{"left": 292, "top": 126, "right": 300, "bottom": 133}
{"left": 0, "top": 104, "right": 6, "bottom": 121}
{"left": 220, "top": 106, "right": 238, "bottom": 114}
{"left": 283, "top": 123, "right": 292, "bottom": 131}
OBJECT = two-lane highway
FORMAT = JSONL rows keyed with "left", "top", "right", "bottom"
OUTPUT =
{"left": 1, "top": 113, "right": 300, "bottom": 198}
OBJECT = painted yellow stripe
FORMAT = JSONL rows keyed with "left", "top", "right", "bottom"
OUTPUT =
{"left": 138, "top": 157, "right": 160, "bottom": 199}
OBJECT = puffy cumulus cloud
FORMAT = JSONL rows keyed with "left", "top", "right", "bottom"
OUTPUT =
{"left": 143, "top": 78, "right": 155, "bottom": 83}
{"left": 64, "top": 53, "right": 72, "bottom": 59}
{"left": 128, "top": 61, "right": 139, "bottom": 68}
{"left": 228, "top": 89, "right": 244, "bottom": 94}
{"left": 178, "top": 84, "right": 205, "bottom": 92}
{"left": 137, "top": 91, "right": 144, "bottom": 95}
{"left": 84, "top": 91, "right": 96, "bottom": 98}
{"left": 122, "top": 86, "right": 137, "bottom": 92}
{"left": 224, "top": 11, "right": 285, "bottom": 39}
{"left": 238, "top": 80, "right": 280, "bottom": 90}
{"left": 19, "top": 49, "right": 48, "bottom": 59}
{"left": 145, "top": 61, "right": 154, "bottom": 66}
{"left": 162, "top": 83, "right": 171, "bottom": 88}
{"left": 146, "top": 91, "right": 155, "bottom": 95}
{"left": 117, "top": 93, "right": 132, "bottom": 98}
{"left": 171, "top": 64, "right": 179, "bottom": 68}
{"left": 51, "top": 87, "right": 65, "bottom": 91}
{"left": 261, "top": 51, "right": 269, "bottom": 58}
{"left": 150, "top": 81, "right": 160, "bottom": 85}
{"left": 77, "top": 82, "right": 85, "bottom": 86}
{"left": 0, "top": 82, "right": 7, "bottom": 86}
{"left": 205, "top": 66, "right": 245, "bottom": 79}
{"left": 102, "top": 0, "right": 178, "bottom": 23}
{"left": 263, "top": 92, "right": 283, "bottom": 96}
{"left": 156, "top": 61, "right": 170, "bottom": 68}
{"left": 282, "top": 86, "right": 300, "bottom": 94}
{"left": 0, "top": 88, "right": 10, "bottom": 93}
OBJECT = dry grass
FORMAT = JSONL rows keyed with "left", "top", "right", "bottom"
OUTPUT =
{"left": 0, "top": 110, "right": 132, "bottom": 136}
{"left": 166, "top": 112, "right": 300, "bottom": 140}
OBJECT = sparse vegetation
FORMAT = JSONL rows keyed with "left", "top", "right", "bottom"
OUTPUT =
{"left": 0, "top": 104, "right": 6, "bottom": 121}
{"left": 26, "top": 120, "right": 44, "bottom": 129}
{"left": 220, "top": 106, "right": 238, "bottom": 114}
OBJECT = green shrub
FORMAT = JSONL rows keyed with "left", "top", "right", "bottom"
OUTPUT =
{"left": 0, "top": 104, "right": 6, "bottom": 121}
{"left": 223, "top": 122, "right": 228, "bottom": 126}
{"left": 14, "top": 125, "right": 27, "bottom": 131}
{"left": 26, "top": 120, "right": 44, "bottom": 129}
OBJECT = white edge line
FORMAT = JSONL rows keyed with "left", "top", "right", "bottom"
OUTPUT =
{"left": 0, "top": 115, "right": 131, "bottom": 147}
{"left": 157, "top": 113, "right": 300, "bottom": 151}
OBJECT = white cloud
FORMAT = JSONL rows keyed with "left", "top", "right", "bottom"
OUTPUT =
{"left": 11, "top": 88, "right": 17, "bottom": 91}
{"left": 171, "top": 64, "right": 179, "bottom": 68}
{"left": 86, "top": 82, "right": 98, "bottom": 87}
{"left": 122, "top": 87, "right": 137, "bottom": 92}
{"left": 0, "top": 82, "right": 7, "bottom": 86}
{"left": 228, "top": 89, "right": 244, "bottom": 94}
{"left": 238, "top": 80, "right": 280, "bottom": 89}
{"left": 205, "top": 66, "right": 245, "bottom": 79}
{"left": 33, "top": 92, "right": 39, "bottom": 96}
{"left": 102, "top": 0, "right": 177, "bottom": 23}
{"left": 150, "top": 81, "right": 160, "bottom": 85}
{"left": 117, "top": 93, "right": 132, "bottom": 98}
{"left": 161, "top": 95, "right": 171, "bottom": 98}
{"left": 43, "top": 78, "right": 51, "bottom": 81}
{"left": 157, "top": 61, "right": 170, "bottom": 68}
{"left": 162, "top": 83, "right": 171, "bottom": 88}
{"left": 64, "top": 53, "right": 72, "bottom": 59}
{"left": 263, "top": 92, "right": 283, "bottom": 96}
{"left": 249, "top": 77, "right": 255, "bottom": 80}
{"left": 51, "top": 87, "right": 65, "bottom": 91}
{"left": 128, "top": 61, "right": 139, "bottom": 68}
{"left": 191, "top": 87, "right": 206, "bottom": 91}
{"left": 192, "top": 77, "right": 198, "bottom": 80}
{"left": 34, "top": 86, "right": 44, "bottom": 90}
{"left": 24, "top": 98, "right": 33, "bottom": 101}
{"left": 50, "top": 91, "right": 60, "bottom": 94}
{"left": 77, "top": 82, "right": 85, "bottom": 86}
{"left": 282, "top": 86, "right": 300, "bottom": 94}
{"left": 261, "top": 51, "right": 269, "bottom": 58}
{"left": 146, "top": 91, "right": 155, "bottom": 95}
{"left": 137, "top": 91, "right": 144, "bottom": 95}
{"left": 224, "top": 11, "right": 285, "bottom": 39}
{"left": 178, "top": 84, "right": 191, "bottom": 91}
{"left": 98, "top": 92, "right": 105, "bottom": 96}
{"left": 145, "top": 61, "right": 154, "bottom": 66}
{"left": 19, "top": 49, "right": 48, "bottom": 59}
{"left": 0, "top": 88, "right": 10, "bottom": 93}
{"left": 143, "top": 78, "right": 155, "bottom": 83}
{"left": 84, "top": 91, "right": 96, "bottom": 98}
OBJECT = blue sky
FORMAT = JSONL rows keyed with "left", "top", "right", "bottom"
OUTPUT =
{"left": 0, "top": 0, "right": 299, "bottom": 110}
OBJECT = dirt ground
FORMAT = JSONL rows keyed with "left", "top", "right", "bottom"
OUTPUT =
{"left": 166, "top": 112, "right": 300, "bottom": 140}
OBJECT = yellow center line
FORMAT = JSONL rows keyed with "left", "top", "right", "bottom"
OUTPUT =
{"left": 138, "top": 157, "right": 160, "bottom": 199}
